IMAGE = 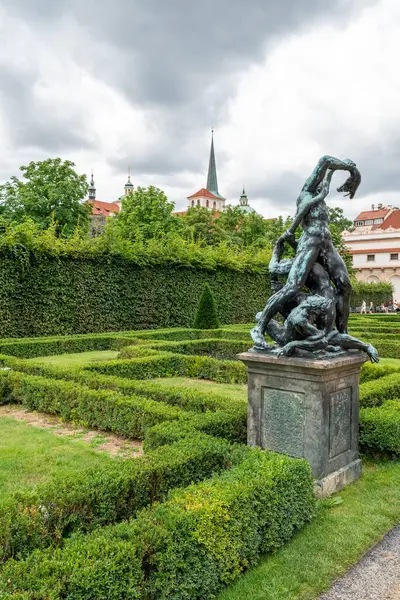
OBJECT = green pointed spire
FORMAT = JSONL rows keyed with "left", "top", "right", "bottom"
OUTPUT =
{"left": 88, "top": 169, "right": 96, "bottom": 201}
{"left": 240, "top": 185, "right": 249, "bottom": 206}
{"left": 206, "top": 129, "right": 219, "bottom": 196}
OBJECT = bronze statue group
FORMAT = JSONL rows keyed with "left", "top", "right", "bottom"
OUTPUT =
{"left": 251, "top": 156, "right": 379, "bottom": 362}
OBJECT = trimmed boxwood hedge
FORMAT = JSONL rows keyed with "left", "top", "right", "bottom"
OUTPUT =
{"left": 1, "top": 372, "right": 191, "bottom": 439}
{"left": 88, "top": 353, "right": 248, "bottom": 384}
{"left": 358, "top": 339, "right": 400, "bottom": 358}
{"left": 119, "top": 339, "right": 250, "bottom": 361}
{"left": 360, "top": 362, "right": 400, "bottom": 384}
{"left": 350, "top": 314, "right": 400, "bottom": 322}
{"left": 0, "top": 367, "right": 247, "bottom": 444}
{"left": 129, "top": 328, "right": 250, "bottom": 342}
{"left": 360, "top": 400, "right": 400, "bottom": 455}
{"left": 0, "top": 450, "right": 315, "bottom": 600}
{"left": 2, "top": 321, "right": 399, "bottom": 595}
{"left": 0, "top": 355, "right": 247, "bottom": 415}
{"left": 0, "top": 433, "right": 240, "bottom": 562}
{"left": 360, "top": 372, "right": 400, "bottom": 407}
{"left": 0, "top": 334, "right": 134, "bottom": 358}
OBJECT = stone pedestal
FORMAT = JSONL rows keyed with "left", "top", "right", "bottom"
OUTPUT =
{"left": 238, "top": 351, "right": 367, "bottom": 497}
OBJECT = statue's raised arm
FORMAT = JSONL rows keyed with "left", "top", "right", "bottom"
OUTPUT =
{"left": 286, "top": 156, "right": 361, "bottom": 240}
{"left": 302, "top": 155, "right": 361, "bottom": 198}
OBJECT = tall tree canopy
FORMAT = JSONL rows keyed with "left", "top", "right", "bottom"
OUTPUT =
{"left": 0, "top": 158, "right": 90, "bottom": 236}
{"left": 108, "top": 185, "right": 182, "bottom": 242}
{"left": 181, "top": 206, "right": 223, "bottom": 245}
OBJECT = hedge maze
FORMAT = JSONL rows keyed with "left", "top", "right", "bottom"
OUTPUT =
{"left": 0, "top": 315, "right": 398, "bottom": 598}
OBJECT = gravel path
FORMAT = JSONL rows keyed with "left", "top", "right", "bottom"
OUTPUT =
{"left": 0, "top": 405, "right": 143, "bottom": 458}
{"left": 319, "top": 526, "right": 400, "bottom": 600}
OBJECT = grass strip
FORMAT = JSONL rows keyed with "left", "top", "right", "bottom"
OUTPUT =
{"left": 217, "top": 460, "right": 400, "bottom": 600}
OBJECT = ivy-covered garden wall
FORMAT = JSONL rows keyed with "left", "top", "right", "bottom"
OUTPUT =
{"left": 0, "top": 250, "right": 395, "bottom": 338}
{"left": 0, "top": 253, "right": 271, "bottom": 337}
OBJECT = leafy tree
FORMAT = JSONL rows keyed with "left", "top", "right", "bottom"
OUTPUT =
{"left": 181, "top": 206, "right": 223, "bottom": 245}
{"left": 214, "top": 206, "right": 245, "bottom": 244}
{"left": 108, "top": 185, "right": 181, "bottom": 242}
{"left": 193, "top": 283, "right": 220, "bottom": 329}
{"left": 0, "top": 158, "right": 90, "bottom": 236}
{"left": 239, "top": 212, "right": 271, "bottom": 248}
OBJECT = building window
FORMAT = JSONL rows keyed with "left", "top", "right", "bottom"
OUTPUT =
{"left": 191, "top": 200, "right": 194, "bottom": 207}
{"left": 213, "top": 201, "right": 216, "bottom": 209}
{"left": 206, "top": 199, "right": 209, "bottom": 208}
{"left": 365, "top": 219, "right": 373, "bottom": 225}
{"left": 367, "top": 254, "right": 375, "bottom": 262}
{"left": 197, "top": 199, "right": 200, "bottom": 206}
{"left": 355, "top": 221, "right": 364, "bottom": 226}
{"left": 390, "top": 253, "right": 399, "bottom": 261}
{"left": 374, "top": 218, "right": 383, "bottom": 224}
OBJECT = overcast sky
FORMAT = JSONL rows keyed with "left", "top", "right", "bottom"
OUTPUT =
{"left": 0, "top": 0, "right": 399, "bottom": 219}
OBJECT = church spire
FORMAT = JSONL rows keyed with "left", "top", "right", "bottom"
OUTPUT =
{"left": 88, "top": 170, "right": 96, "bottom": 201}
{"left": 206, "top": 128, "right": 219, "bottom": 196}
{"left": 239, "top": 185, "right": 249, "bottom": 206}
{"left": 124, "top": 167, "right": 134, "bottom": 195}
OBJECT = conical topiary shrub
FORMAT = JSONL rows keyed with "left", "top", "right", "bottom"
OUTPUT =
{"left": 193, "top": 283, "right": 220, "bottom": 329}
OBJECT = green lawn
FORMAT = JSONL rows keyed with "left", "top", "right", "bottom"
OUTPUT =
{"left": 28, "top": 350, "right": 119, "bottom": 367}
{"left": 218, "top": 460, "right": 400, "bottom": 600}
{"left": 150, "top": 376, "right": 247, "bottom": 401}
{"left": 0, "top": 416, "right": 122, "bottom": 501}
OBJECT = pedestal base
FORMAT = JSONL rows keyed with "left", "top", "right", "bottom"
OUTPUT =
{"left": 314, "top": 458, "right": 362, "bottom": 497}
{"left": 238, "top": 351, "right": 366, "bottom": 497}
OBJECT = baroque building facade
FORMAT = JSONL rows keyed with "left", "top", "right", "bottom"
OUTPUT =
{"left": 343, "top": 204, "right": 400, "bottom": 302}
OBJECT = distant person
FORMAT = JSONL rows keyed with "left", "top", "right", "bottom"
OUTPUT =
{"left": 369, "top": 301, "right": 374, "bottom": 313}
{"left": 361, "top": 300, "right": 367, "bottom": 314}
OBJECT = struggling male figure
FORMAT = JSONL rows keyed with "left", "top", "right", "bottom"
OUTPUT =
{"left": 265, "top": 234, "right": 336, "bottom": 344}
{"left": 263, "top": 236, "right": 379, "bottom": 362}
{"left": 251, "top": 155, "right": 361, "bottom": 350}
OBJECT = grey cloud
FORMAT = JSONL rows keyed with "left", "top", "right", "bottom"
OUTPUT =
{"left": 237, "top": 165, "right": 368, "bottom": 212}
{"left": 235, "top": 172, "right": 305, "bottom": 211}
{"left": 353, "top": 141, "right": 400, "bottom": 196}
{"left": 0, "top": 67, "right": 96, "bottom": 152}
{"left": 0, "top": 0, "right": 370, "bottom": 187}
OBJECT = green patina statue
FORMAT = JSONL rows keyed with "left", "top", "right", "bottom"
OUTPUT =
{"left": 250, "top": 155, "right": 379, "bottom": 362}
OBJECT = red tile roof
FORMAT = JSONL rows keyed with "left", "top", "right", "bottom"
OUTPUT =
{"left": 354, "top": 209, "right": 389, "bottom": 222}
{"left": 187, "top": 188, "right": 220, "bottom": 200}
{"left": 376, "top": 209, "right": 400, "bottom": 230}
{"left": 89, "top": 200, "right": 120, "bottom": 217}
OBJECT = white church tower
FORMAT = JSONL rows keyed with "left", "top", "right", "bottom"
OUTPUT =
{"left": 187, "top": 130, "right": 226, "bottom": 211}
